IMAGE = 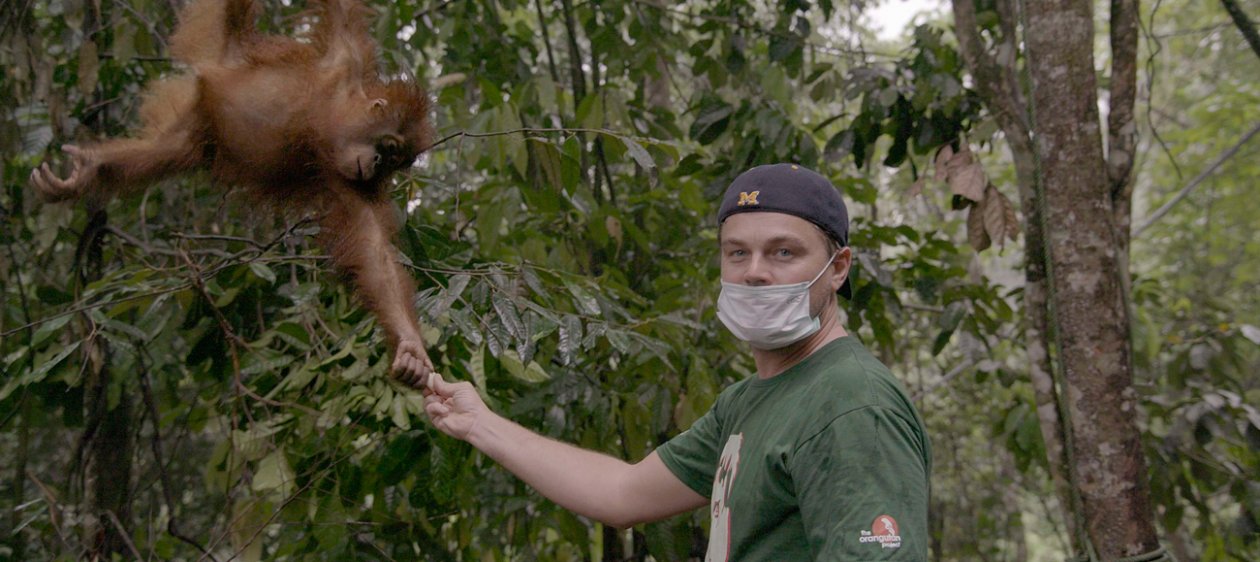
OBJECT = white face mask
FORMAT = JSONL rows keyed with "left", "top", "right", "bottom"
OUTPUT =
{"left": 716, "top": 253, "right": 837, "bottom": 350}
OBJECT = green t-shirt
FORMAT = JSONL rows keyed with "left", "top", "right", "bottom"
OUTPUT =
{"left": 657, "top": 336, "right": 931, "bottom": 561}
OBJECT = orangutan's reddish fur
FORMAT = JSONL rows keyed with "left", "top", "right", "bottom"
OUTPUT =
{"left": 30, "top": 0, "right": 436, "bottom": 383}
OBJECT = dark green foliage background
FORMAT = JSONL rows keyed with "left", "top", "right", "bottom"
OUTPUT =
{"left": 1, "top": 0, "right": 1256, "bottom": 559}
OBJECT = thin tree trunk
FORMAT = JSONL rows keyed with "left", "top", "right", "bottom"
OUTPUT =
{"left": 1107, "top": 0, "right": 1139, "bottom": 300}
{"left": 533, "top": 0, "right": 560, "bottom": 83}
{"left": 88, "top": 367, "right": 134, "bottom": 558}
{"left": 1022, "top": 0, "right": 1161, "bottom": 557}
{"left": 1011, "top": 141, "right": 1082, "bottom": 552}
{"left": 558, "top": 0, "right": 594, "bottom": 198}
{"left": 1220, "top": 0, "right": 1260, "bottom": 61}
{"left": 950, "top": 0, "right": 1080, "bottom": 550}
{"left": 79, "top": 1, "right": 135, "bottom": 553}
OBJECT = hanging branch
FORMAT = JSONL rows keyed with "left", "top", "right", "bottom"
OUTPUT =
{"left": 1133, "top": 121, "right": 1260, "bottom": 236}
{"left": 1220, "top": 0, "right": 1260, "bottom": 60}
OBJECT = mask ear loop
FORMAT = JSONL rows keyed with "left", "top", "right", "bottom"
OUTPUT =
{"left": 807, "top": 251, "right": 840, "bottom": 288}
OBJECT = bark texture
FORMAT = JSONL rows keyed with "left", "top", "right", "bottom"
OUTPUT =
{"left": 1107, "top": 0, "right": 1139, "bottom": 253}
{"left": 951, "top": 0, "right": 1079, "bottom": 549}
{"left": 1022, "top": 0, "right": 1161, "bottom": 557}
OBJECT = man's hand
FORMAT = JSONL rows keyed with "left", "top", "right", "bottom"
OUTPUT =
{"left": 422, "top": 375, "right": 488, "bottom": 442}
{"left": 392, "top": 340, "right": 433, "bottom": 388}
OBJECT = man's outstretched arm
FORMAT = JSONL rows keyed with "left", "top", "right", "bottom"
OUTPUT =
{"left": 422, "top": 375, "right": 708, "bottom": 528}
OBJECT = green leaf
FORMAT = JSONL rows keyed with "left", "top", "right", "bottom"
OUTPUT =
{"left": 520, "top": 360, "right": 550, "bottom": 383}
{"left": 31, "top": 314, "right": 72, "bottom": 348}
{"left": 0, "top": 341, "right": 81, "bottom": 401}
{"left": 470, "top": 344, "right": 487, "bottom": 393}
{"left": 690, "top": 99, "right": 733, "bottom": 144}
{"left": 498, "top": 349, "right": 526, "bottom": 380}
{"left": 431, "top": 273, "right": 471, "bottom": 319}
{"left": 492, "top": 293, "right": 525, "bottom": 342}
{"left": 529, "top": 137, "right": 564, "bottom": 190}
{"left": 252, "top": 451, "right": 295, "bottom": 497}
{"left": 558, "top": 315, "right": 582, "bottom": 365}
{"left": 577, "top": 94, "right": 605, "bottom": 131}
{"left": 617, "top": 136, "right": 655, "bottom": 171}
{"left": 249, "top": 261, "right": 276, "bottom": 284}
{"left": 564, "top": 281, "right": 601, "bottom": 316}
{"left": 390, "top": 391, "right": 411, "bottom": 430}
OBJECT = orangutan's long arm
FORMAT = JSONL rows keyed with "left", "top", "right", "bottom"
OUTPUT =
{"left": 320, "top": 186, "right": 432, "bottom": 385}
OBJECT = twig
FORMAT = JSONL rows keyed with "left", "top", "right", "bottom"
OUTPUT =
{"left": 912, "top": 359, "right": 977, "bottom": 400}
{"left": 430, "top": 126, "right": 666, "bottom": 151}
{"left": 25, "top": 470, "right": 70, "bottom": 546}
{"left": 1, "top": 221, "right": 321, "bottom": 339}
{"left": 1134, "top": 121, "right": 1260, "bottom": 235}
{"left": 171, "top": 232, "right": 269, "bottom": 249}
{"left": 105, "top": 509, "right": 145, "bottom": 561}
{"left": 1220, "top": 0, "right": 1260, "bottom": 61}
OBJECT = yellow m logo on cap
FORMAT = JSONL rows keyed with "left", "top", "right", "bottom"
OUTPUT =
{"left": 737, "top": 191, "right": 760, "bottom": 206}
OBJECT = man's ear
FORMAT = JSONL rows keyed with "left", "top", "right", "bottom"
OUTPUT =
{"left": 830, "top": 247, "right": 852, "bottom": 292}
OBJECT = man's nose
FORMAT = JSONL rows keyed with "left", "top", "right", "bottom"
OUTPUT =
{"left": 742, "top": 254, "right": 772, "bottom": 286}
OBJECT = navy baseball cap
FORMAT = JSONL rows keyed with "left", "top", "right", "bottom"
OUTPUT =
{"left": 718, "top": 163, "right": 853, "bottom": 299}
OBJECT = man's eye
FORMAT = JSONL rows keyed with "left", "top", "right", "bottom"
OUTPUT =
{"left": 776, "top": 248, "right": 794, "bottom": 257}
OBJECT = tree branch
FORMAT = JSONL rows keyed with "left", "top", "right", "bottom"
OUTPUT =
{"left": 951, "top": 0, "right": 1031, "bottom": 144}
{"left": 1220, "top": 0, "right": 1260, "bottom": 61}
{"left": 1134, "top": 121, "right": 1260, "bottom": 236}
{"left": 1107, "top": 0, "right": 1140, "bottom": 204}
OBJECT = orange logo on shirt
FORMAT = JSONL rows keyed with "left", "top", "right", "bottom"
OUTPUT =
{"left": 858, "top": 514, "right": 902, "bottom": 549}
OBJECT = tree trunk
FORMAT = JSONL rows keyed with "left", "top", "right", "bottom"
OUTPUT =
{"left": 1220, "top": 0, "right": 1260, "bottom": 61}
{"left": 78, "top": 0, "right": 137, "bottom": 555}
{"left": 950, "top": 0, "right": 1079, "bottom": 549}
{"left": 1107, "top": 0, "right": 1139, "bottom": 300}
{"left": 88, "top": 366, "right": 134, "bottom": 558}
{"left": 1022, "top": 1, "right": 1161, "bottom": 558}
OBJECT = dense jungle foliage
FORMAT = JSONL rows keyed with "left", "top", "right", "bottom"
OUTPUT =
{"left": 1, "top": 0, "right": 1257, "bottom": 560}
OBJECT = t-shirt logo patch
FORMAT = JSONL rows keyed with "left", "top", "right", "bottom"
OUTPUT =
{"left": 737, "top": 191, "right": 760, "bottom": 206}
{"left": 858, "top": 514, "right": 902, "bottom": 549}
{"left": 705, "top": 433, "right": 743, "bottom": 562}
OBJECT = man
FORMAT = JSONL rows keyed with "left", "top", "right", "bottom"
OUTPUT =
{"left": 422, "top": 163, "right": 931, "bottom": 560}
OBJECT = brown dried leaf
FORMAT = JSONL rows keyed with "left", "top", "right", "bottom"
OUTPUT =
{"left": 933, "top": 144, "right": 954, "bottom": 181}
{"left": 1003, "top": 193, "right": 1020, "bottom": 242}
{"left": 945, "top": 143, "right": 975, "bottom": 174}
{"left": 978, "top": 185, "right": 1021, "bottom": 250}
{"left": 967, "top": 201, "right": 991, "bottom": 252}
{"left": 982, "top": 184, "right": 1006, "bottom": 249}
{"left": 949, "top": 161, "right": 987, "bottom": 203}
